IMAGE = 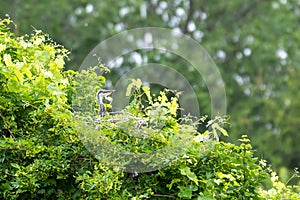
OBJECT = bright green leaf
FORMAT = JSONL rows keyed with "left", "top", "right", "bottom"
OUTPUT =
{"left": 178, "top": 185, "right": 198, "bottom": 199}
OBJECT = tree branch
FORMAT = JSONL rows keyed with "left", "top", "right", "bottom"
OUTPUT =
{"left": 183, "top": 0, "right": 195, "bottom": 34}
{"left": 233, "top": 1, "right": 260, "bottom": 21}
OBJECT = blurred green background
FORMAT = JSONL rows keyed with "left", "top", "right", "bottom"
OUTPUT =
{"left": 1, "top": 0, "right": 299, "bottom": 184}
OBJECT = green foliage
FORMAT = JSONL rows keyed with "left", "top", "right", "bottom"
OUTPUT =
{"left": 259, "top": 168, "right": 300, "bottom": 200}
{"left": 0, "top": 17, "right": 299, "bottom": 199}
{"left": 0, "top": 17, "right": 71, "bottom": 139}
{"left": 0, "top": 17, "right": 84, "bottom": 199}
{"left": 156, "top": 136, "right": 267, "bottom": 199}
{"left": 2, "top": 0, "right": 300, "bottom": 175}
{"left": 72, "top": 65, "right": 107, "bottom": 115}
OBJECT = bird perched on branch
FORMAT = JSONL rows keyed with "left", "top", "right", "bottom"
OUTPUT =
{"left": 96, "top": 89, "right": 115, "bottom": 117}
{"left": 96, "top": 89, "right": 148, "bottom": 135}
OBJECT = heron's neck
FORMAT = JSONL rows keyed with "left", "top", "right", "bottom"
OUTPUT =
{"left": 98, "top": 95, "right": 104, "bottom": 104}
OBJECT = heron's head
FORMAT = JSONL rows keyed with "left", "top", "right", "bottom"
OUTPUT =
{"left": 97, "top": 90, "right": 115, "bottom": 103}
{"left": 97, "top": 89, "right": 115, "bottom": 97}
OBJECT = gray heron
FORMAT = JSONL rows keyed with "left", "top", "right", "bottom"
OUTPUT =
{"left": 96, "top": 89, "right": 115, "bottom": 117}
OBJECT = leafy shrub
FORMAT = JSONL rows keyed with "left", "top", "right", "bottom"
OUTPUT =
{"left": 0, "top": 17, "right": 83, "bottom": 199}
{"left": 258, "top": 168, "right": 300, "bottom": 200}
{"left": 0, "top": 17, "right": 299, "bottom": 199}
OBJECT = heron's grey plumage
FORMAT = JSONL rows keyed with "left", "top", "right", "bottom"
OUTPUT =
{"left": 96, "top": 90, "right": 115, "bottom": 117}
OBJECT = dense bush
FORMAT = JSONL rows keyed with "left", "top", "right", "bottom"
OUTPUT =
{"left": 0, "top": 17, "right": 83, "bottom": 199}
{"left": 0, "top": 18, "right": 299, "bottom": 199}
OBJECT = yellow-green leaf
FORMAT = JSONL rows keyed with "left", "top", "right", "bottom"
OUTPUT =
{"left": 22, "top": 67, "right": 32, "bottom": 80}
{"left": 214, "top": 123, "right": 228, "bottom": 136}
{"left": 169, "top": 97, "right": 179, "bottom": 116}
{"left": 142, "top": 86, "right": 152, "bottom": 102}
{"left": 54, "top": 56, "right": 65, "bottom": 67}
{"left": 126, "top": 83, "right": 133, "bottom": 96}
{"left": 133, "top": 78, "right": 142, "bottom": 88}
{"left": 13, "top": 69, "right": 24, "bottom": 84}
{"left": 0, "top": 44, "right": 6, "bottom": 52}
{"left": 4, "top": 54, "right": 13, "bottom": 66}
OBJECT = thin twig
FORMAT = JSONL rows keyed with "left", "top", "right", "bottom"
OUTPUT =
{"left": 0, "top": 147, "right": 26, "bottom": 151}
{"left": 152, "top": 194, "right": 176, "bottom": 199}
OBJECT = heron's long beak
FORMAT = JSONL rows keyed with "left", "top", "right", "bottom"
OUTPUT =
{"left": 105, "top": 90, "right": 115, "bottom": 95}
